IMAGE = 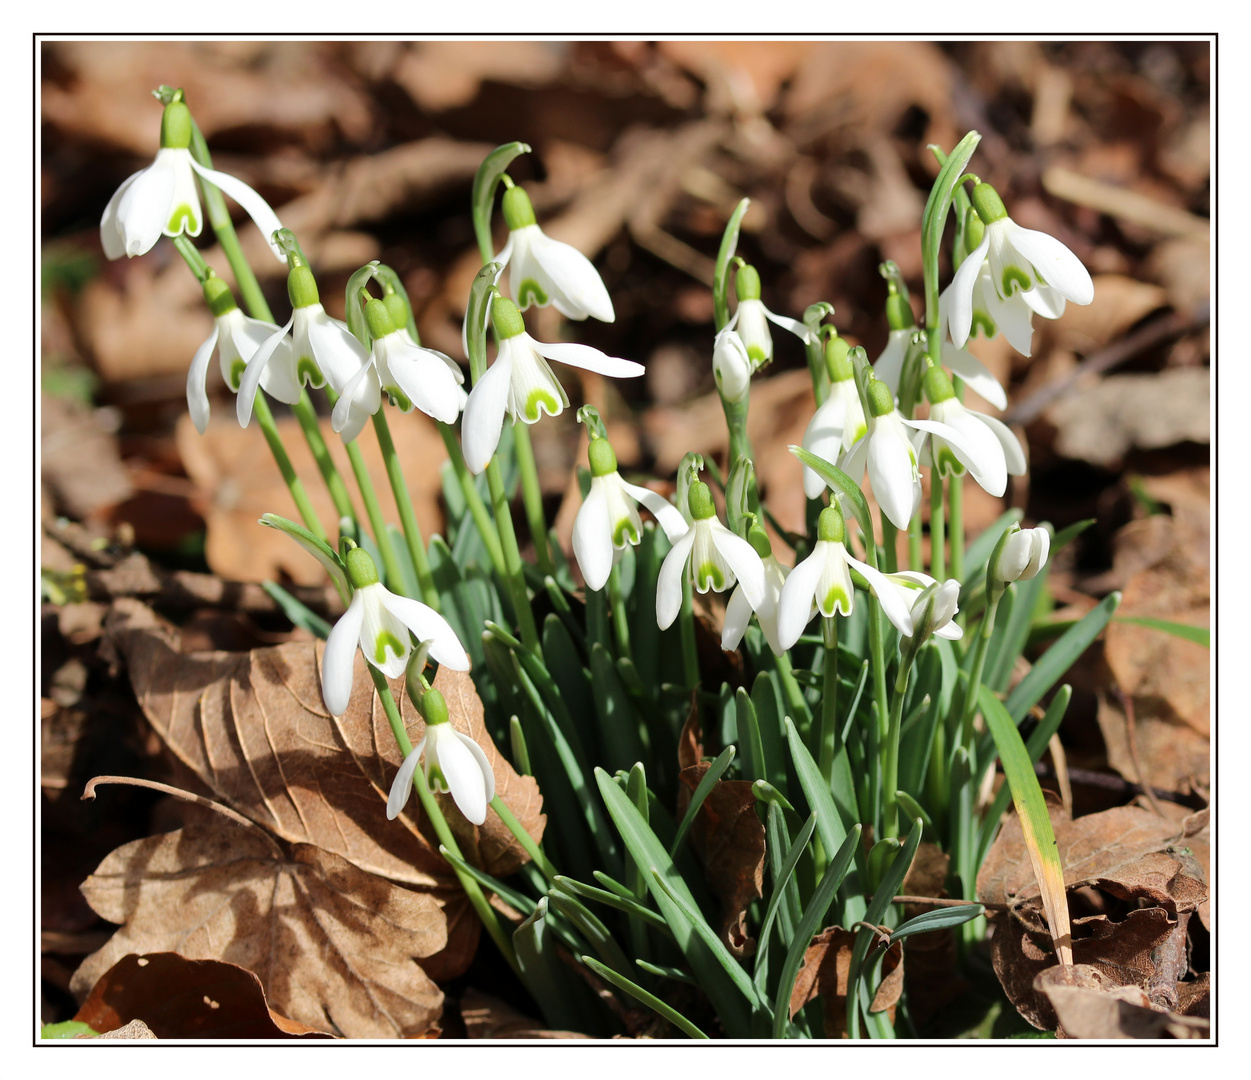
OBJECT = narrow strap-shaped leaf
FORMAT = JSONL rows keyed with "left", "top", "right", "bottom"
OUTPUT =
{"left": 1114, "top": 615, "right": 1209, "bottom": 647}
{"left": 552, "top": 876, "right": 672, "bottom": 935}
{"left": 260, "top": 581, "right": 332, "bottom": 639}
{"left": 986, "top": 570, "right": 1048, "bottom": 691}
{"left": 670, "top": 745, "right": 735, "bottom": 856}
{"left": 784, "top": 717, "right": 851, "bottom": 854}
{"left": 754, "top": 810, "right": 817, "bottom": 986}
{"left": 472, "top": 141, "right": 531, "bottom": 264}
{"left": 438, "top": 844, "right": 535, "bottom": 917}
{"left": 713, "top": 197, "right": 751, "bottom": 330}
{"left": 635, "top": 959, "right": 697, "bottom": 985}
{"left": 514, "top": 898, "right": 605, "bottom": 1034}
{"left": 889, "top": 903, "right": 984, "bottom": 943}
{"left": 735, "top": 688, "right": 767, "bottom": 783}
{"left": 979, "top": 684, "right": 1072, "bottom": 966}
{"left": 771, "top": 824, "right": 863, "bottom": 1038}
{"left": 546, "top": 890, "right": 633, "bottom": 977}
{"left": 581, "top": 956, "right": 708, "bottom": 1039}
{"left": 1004, "top": 592, "right": 1120, "bottom": 721}
{"left": 788, "top": 445, "right": 874, "bottom": 552}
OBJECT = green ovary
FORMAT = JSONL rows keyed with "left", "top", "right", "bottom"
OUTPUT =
{"left": 373, "top": 629, "right": 407, "bottom": 666}
{"left": 523, "top": 387, "right": 561, "bottom": 422}
{"left": 695, "top": 561, "right": 725, "bottom": 592}
{"left": 167, "top": 204, "right": 198, "bottom": 234}
{"left": 517, "top": 279, "right": 549, "bottom": 308}
{"left": 1000, "top": 265, "right": 1031, "bottom": 297}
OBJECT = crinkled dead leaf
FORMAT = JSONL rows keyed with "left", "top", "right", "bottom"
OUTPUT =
{"left": 898, "top": 845, "right": 965, "bottom": 1027}
{"left": 460, "top": 988, "right": 591, "bottom": 1039}
{"left": 75, "top": 953, "right": 335, "bottom": 1039}
{"left": 978, "top": 803, "right": 1208, "bottom": 1030}
{"left": 789, "top": 926, "right": 903, "bottom": 1038}
{"left": 71, "top": 823, "right": 446, "bottom": 1038}
{"left": 1034, "top": 964, "right": 1209, "bottom": 1040}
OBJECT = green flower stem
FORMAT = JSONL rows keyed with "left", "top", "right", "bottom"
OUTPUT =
{"left": 188, "top": 119, "right": 272, "bottom": 324}
{"left": 511, "top": 420, "right": 553, "bottom": 576}
{"left": 366, "top": 666, "right": 518, "bottom": 974}
{"left": 678, "top": 575, "right": 700, "bottom": 693}
{"left": 290, "top": 391, "right": 357, "bottom": 523}
{"left": 958, "top": 591, "right": 1001, "bottom": 740}
{"left": 866, "top": 596, "right": 890, "bottom": 833}
{"left": 880, "top": 517, "right": 898, "bottom": 574}
{"left": 930, "top": 476, "right": 946, "bottom": 581}
{"left": 720, "top": 391, "right": 753, "bottom": 469}
{"left": 908, "top": 509, "right": 923, "bottom": 572}
{"left": 490, "top": 794, "right": 559, "bottom": 884}
{"left": 608, "top": 563, "right": 633, "bottom": 664}
{"left": 437, "top": 422, "right": 506, "bottom": 578}
{"left": 947, "top": 399, "right": 965, "bottom": 582}
{"left": 371, "top": 408, "right": 439, "bottom": 609}
{"left": 772, "top": 649, "right": 809, "bottom": 731}
{"left": 252, "top": 393, "right": 328, "bottom": 542}
{"left": 817, "top": 619, "right": 839, "bottom": 784}
{"left": 486, "top": 457, "right": 542, "bottom": 654}
{"left": 320, "top": 387, "right": 405, "bottom": 593}
{"left": 881, "top": 658, "right": 913, "bottom": 840}
{"left": 805, "top": 330, "right": 830, "bottom": 410}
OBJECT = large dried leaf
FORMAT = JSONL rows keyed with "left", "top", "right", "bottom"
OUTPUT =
{"left": 70, "top": 823, "right": 446, "bottom": 1039}
{"left": 1034, "top": 964, "right": 1209, "bottom": 1040}
{"left": 107, "top": 599, "right": 545, "bottom": 886}
{"left": 75, "top": 953, "right": 334, "bottom": 1039}
{"left": 789, "top": 926, "right": 903, "bottom": 1038}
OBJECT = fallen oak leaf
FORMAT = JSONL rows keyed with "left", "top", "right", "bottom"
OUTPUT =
{"left": 70, "top": 821, "right": 446, "bottom": 1039}
{"left": 75, "top": 953, "right": 336, "bottom": 1039}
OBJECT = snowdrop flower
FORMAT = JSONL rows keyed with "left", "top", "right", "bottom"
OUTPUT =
{"left": 574, "top": 436, "right": 688, "bottom": 591}
{"left": 237, "top": 261, "right": 379, "bottom": 442}
{"left": 776, "top": 504, "right": 918, "bottom": 651}
{"left": 875, "top": 288, "right": 1007, "bottom": 411}
{"left": 947, "top": 181, "right": 1093, "bottom": 352}
{"left": 919, "top": 364, "right": 1026, "bottom": 498}
{"left": 713, "top": 327, "right": 752, "bottom": 403}
{"left": 186, "top": 275, "right": 299, "bottom": 434}
{"left": 721, "top": 522, "right": 790, "bottom": 656}
{"left": 656, "top": 481, "right": 766, "bottom": 631}
{"left": 335, "top": 298, "right": 464, "bottom": 426}
{"left": 322, "top": 546, "right": 471, "bottom": 717}
{"left": 101, "top": 90, "right": 284, "bottom": 263}
{"left": 723, "top": 263, "right": 810, "bottom": 369}
{"left": 906, "top": 579, "right": 964, "bottom": 643}
{"left": 495, "top": 184, "right": 614, "bottom": 322}
{"left": 462, "top": 296, "right": 644, "bottom": 474}
{"left": 387, "top": 688, "right": 495, "bottom": 827}
{"left": 993, "top": 525, "right": 1050, "bottom": 586}
{"left": 801, "top": 335, "right": 867, "bottom": 499}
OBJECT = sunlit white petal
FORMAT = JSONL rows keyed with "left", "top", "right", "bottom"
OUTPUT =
{"left": 322, "top": 592, "right": 366, "bottom": 716}
{"left": 656, "top": 528, "right": 697, "bottom": 630}
{"left": 378, "top": 590, "right": 472, "bottom": 671}
{"left": 387, "top": 739, "right": 426, "bottom": 820}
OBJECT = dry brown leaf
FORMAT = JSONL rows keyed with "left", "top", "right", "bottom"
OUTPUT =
{"left": 789, "top": 926, "right": 902, "bottom": 1038}
{"left": 75, "top": 953, "right": 335, "bottom": 1039}
{"left": 176, "top": 410, "right": 447, "bottom": 585}
{"left": 898, "top": 845, "right": 965, "bottom": 1027}
{"left": 1034, "top": 964, "right": 1209, "bottom": 1040}
{"left": 394, "top": 41, "right": 566, "bottom": 112}
{"left": 107, "top": 600, "right": 544, "bottom": 884}
{"left": 460, "top": 988, "right": 591, "bottom": 1039}
{"left": 71, "top": 823, "right": 446, "bottom": 1038}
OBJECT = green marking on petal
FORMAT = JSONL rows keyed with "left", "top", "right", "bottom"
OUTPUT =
{"left": 746, "top": 344, "right": 769, "bottom": 366}
{"left": 228, "top": 358, "right": 247, "bottom": 392}
{"left": 849, "top": 419, "right": 868, "bottom": 444}
{"left": 612, "top": 518, "right": 640, "bottom": 548}
{"left": 934, "top": 445, "right": 965, "bottom": 477}
{"left": 517, "top": 279, "right": 549, "bottom": 308}
{"left": 695, "top": 561, "right": 725, "bottom": 592}
{"left": 523, "top": 387, "right": 560, "bottom": 422}
{"left": 970, "top": 310, "right": 997, "bottom": 339}
{"left": 820, "top": 583, "right": 853, "bottom": 617}
{"left": 427, "top": 763, "right": 448, "bottom": 793}
{"left": 373, "top": 629, "right": 407, "bottom": 666}
{"left": 297, "top": 355, "right": 324, "bottom": 387}
{"left": 1000, "top": 265, "right": 1031, "bottom": 297}
{"left": 384, "top": 386, "right": 413, "bottom": 412}
{"left": 167, "top": 204, "right": 198, "bottom": 235}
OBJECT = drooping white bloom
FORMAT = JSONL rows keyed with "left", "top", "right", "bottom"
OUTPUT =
{"left": 776, "top": 505, "right": 918, "bottom": 650}
{"left": 100, "top": 95, "right": 284, "bottom": 263}
{"left": 462, "top": 296, "right": 643, "bottom": 474}
{"left": 721, "top": 527, "right": 790, "bottom": 656}
{"left": 186, "top": 277, "right": 298, "bottom": 434}
{"left": 387, "top": 689, "right": 495, "bottom": 827}
{"left": 994, "top": 525, "right": 1050, "bottom": 585}
{"left": 906, "top": 579, "right": 964, "bottom": 642}
{"left": 947, "top": 182, "right": 1093, "bottom": 352}
{"left": 495, "top": 185, "right": 614, "bottom": 322}
{"left": 918, "top": 365, "right": 1026, "bottom": 498}
{"left": 801, "top": 336, "right": 867, "bottom": 499}
{"left": 322, "top": 547, "right": 471, "bottom": 718}
{"left": 724, "top": 263, "right": 810, "bottom": 369}
{"left": 574, "top": 437, "right": 688, "bottom": 591}
{"left": 656, "top": 481, "right": 766, "bottom": 631}
{"left": 237, "top": 265, "right": 378, "bottom": 443}
{"left": 713, "top": 328, "right": 752, "bottom": 403}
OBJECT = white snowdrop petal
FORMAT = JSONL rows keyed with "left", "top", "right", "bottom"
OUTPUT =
{"left": 235, "top": 315, "right": 295, "bottom": 428}
{"left": 378, "top": 590, "right": 471, "bottom": 672}
{"left": 534, "top": 340, "right": 643, "bottom": 379}
{"left": 387, "top": 741, "right": 425, "bottom": 821}
{"left": 573, "top": 483, "right": 614, "bottom": 592}
{"left": 188, "top": 159, "right": 285, "bottom": 261}
{"left": 656, "top": 529, "right": 696, "bottom": 630}
{"left": 947, "top": 235, "right": 990, "bottom": 348}
{"left": 322, "top": 593, "right": 366, "bottom": 716}
{"left": 461, "top": 352, "right": 514, "bottom": 474}
{"left": 619, "top": 481, "right": 688, "bottom": 542}
{"left": 776, "top": 548, "right": 825, "bottom": 651}
{"left": 1003, "top": 223, "right": 1094, "bottom": 305}
{"left": 186, "top": 326, "right": 219, "bottom": 434}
